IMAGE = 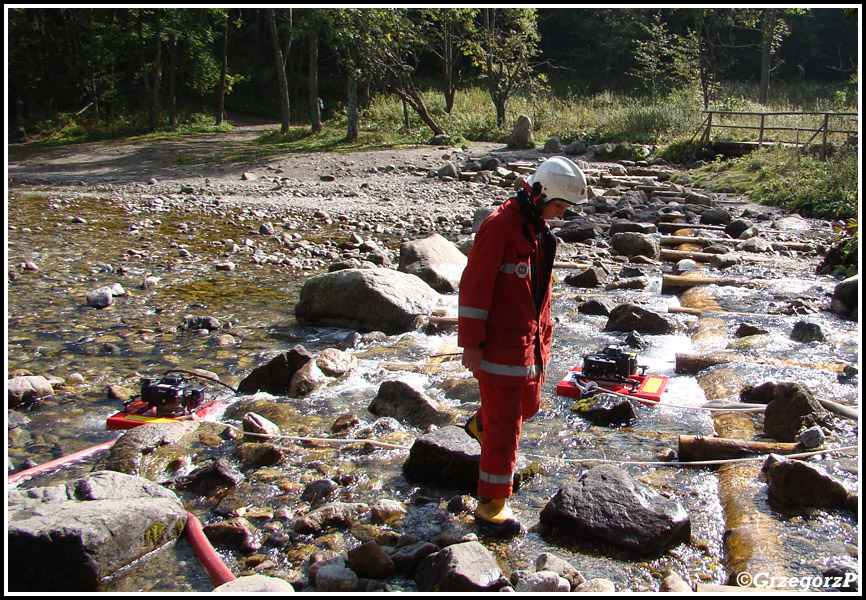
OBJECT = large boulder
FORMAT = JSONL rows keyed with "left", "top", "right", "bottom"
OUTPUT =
{"left": 604, "top": 303, "right": 674, "bottom": 335}
{"left": 94, "top": 420, "right": 204, "bottom": 484}
{"left": 295, "top": 268, "right": 441, "bottom": 334}
{"left": 539, "top": 465, "right": 691, "bottom": 556}
{"left": 237, "top": 345, "right": 314, "bottom": 395}
{"left": 369, "top": 380, "right": 457, "bottom": 429}
{"left": 402, "top": 425, "right": 537, "bottom": 493}
{"left": 762, "top": 454, "right": 857, "bottom": 510}
{"left": 610, "top": 232, "right": 660, "bottom": 260}
{"left": 415, "top": 541, "right": 509, "bottom": 592}
{"left": 398, "top": 233, "right": 468, "bottom": 293}
{"left": 8, "top": 471, "right": 187, "bottom": 592}
{"left": 507, "top": 115, "right": 535, "bottom": 149}
{"left": 830, "top": 274, "right": 858, "bottom": 321}
{"left": 8, "top": 375, "right": 55, "bottom": 408}
{"left": 763, "top": 382, "right": 830, "bottom": 442}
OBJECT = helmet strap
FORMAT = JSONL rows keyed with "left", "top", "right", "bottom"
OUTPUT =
{"left": 518, "top": 180, "right": 546, "bottom": 220}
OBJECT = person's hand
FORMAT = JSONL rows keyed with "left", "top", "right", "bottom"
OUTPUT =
{"left": 462, "top": 347, "right": 482, "bottom": 373}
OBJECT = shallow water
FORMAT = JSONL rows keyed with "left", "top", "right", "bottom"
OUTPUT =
{"left": 7, "top": 189, "right": 859, "bottom": 592}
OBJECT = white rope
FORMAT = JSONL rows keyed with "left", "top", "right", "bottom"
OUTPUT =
{"left": 209, "top": 420, "right": 413, "bottom": 450}
{"left": 521, "top": 445, "right": 859, "bottom": 468}
{"left": 209, "top": 419, "right": 857, "bottom": 469}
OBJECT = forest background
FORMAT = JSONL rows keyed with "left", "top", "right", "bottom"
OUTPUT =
{"left": 6, "top": 7, "right": 860, "bottom": 252}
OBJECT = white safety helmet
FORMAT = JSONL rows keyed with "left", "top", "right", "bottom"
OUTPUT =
{"left": 526, "top": 156, "right": 587, "bottom": 206}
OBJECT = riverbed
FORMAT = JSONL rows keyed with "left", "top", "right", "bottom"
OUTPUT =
{"left": 6, "top": 140, "right": 860, "bottom": 592}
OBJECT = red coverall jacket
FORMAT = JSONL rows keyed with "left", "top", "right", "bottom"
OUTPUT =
{"left": 457, "top": 196, "right": 556, "bottom": 381}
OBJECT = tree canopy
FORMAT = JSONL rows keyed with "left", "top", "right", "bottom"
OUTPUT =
{"left": 7, "top": 7, "right": 858, "bottom": 139}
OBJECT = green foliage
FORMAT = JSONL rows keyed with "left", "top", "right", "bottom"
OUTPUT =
{"left": 27, "top": 110, "right": 232, "bottom": 145}
{"left": 689, "top": 146, "right": 858, "bottom": 221}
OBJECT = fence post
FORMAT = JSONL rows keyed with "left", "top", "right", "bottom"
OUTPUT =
{"left": 821, "top": 113, "right": 830, "bottom": 160}
{"left": 758, "top": 113, "right": 765, "bottom": 148}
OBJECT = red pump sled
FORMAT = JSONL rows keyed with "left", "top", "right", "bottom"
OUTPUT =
{"left": 556, "top": 346, "right": 669, "bottom": 407}
{"left": 107, "top": 372, "right": 227, "bottom": 430}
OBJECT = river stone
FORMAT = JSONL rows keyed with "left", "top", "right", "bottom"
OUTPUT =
{"left": 94, "top": 420, "right": 202, "bottom": 482}
{"left": 214, "top": 574, "right": 295, "bottom": 593}
{"left": 610, "top": 232, "right": 660, "bottom": 259}
{"left": 203, "top": 517, "right": 261, "bottom": 553}
{"left": 8, "top": 470, "right": 186, "bottom": 592}
{"left": 315, "top": 559, "right": 360, "bottom": 592}
{"left": 368, "top": 380, "right": 457, "bottom": 429}
{"left": 237, "top": 345, "right": 314, "bottom": 395}
{"left": 539, "top": 464, "right": 691, "bottom": 556}
{"left": 604, "top": 303, "right": 674, "bottom": 335}
{"left": 512, "top": 569, "right": 569, "bottom": 592}
{"left": 402, "top": 425, "right": 535, "bottom": 494}
{"left": 8, "top": 375, "right": 55, "bottom": 408}
{"left": 830, "top": 275, "right": 858, "bottom": 321}
{"left": 790, "top": 320, "right": 825, "bottom": 343}
{"left": 397, "top": 233, "right": 467, "bottom": 293}
{"left": 293, "top": 501, "right": 370, "bottom": 534}
{"left": 535, "top": 552, "right": 585, "bottom": 590}
{"left": 762, "top": 454, "right": 856, "bottom": 510}
{"left": 564, "top": 267, "right": 605, "bottom": 288}
{"left": 763, "top": 382, "right": 829, "bottom": 442}
{"left": 543, "top": 136, "right": 563, "bottom": 153}
{"left": 415, "top": 540, "right": 509, "bottom": 592}
{"left": 571, "top": 392, "right": 639, "bottom": 427}
{"left": 387, "top": 541, "right": 440, "bottom": 575}
{"left": 85, "top": 285, "right": 115, "bottom": 308}
{"left": 316, "top": 347, "right": 358, "bottom": 377}
{"left": 347, "top": 540, "right": 396, "bottom": 579}
{"left": 289, "top": 359, "right": 327, "bottom": 397}
{"left": 295, "top": 268, "right": 441, "bottom": 335}
{"left": 556, "top": 223, "right": 597, "bottom": 244}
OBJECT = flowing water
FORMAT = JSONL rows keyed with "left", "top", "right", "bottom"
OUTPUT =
{"left": 6, "top": 189, "right": 859, "bottom": 592}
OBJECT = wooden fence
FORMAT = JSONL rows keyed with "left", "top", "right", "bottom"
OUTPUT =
{"left": 692, "top": 110, "right": 858, "bottom": 160}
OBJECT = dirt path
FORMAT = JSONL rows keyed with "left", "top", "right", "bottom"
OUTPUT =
{"left": 7, "top": 122, "right": 537, "bottom": 189}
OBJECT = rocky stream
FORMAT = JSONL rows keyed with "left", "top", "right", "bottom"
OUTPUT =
{"left": 6, "top": 128, "right": 860, "bottom": 593}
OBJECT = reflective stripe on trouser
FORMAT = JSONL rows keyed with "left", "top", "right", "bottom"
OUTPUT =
{"left": 477, "top": 374, "right": 543, "bottom": 500}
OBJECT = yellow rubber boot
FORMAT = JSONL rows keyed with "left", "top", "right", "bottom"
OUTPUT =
{"left": 464, "top": 413, "right": 484, "bottom": 446}
{"left": 475, "top": 498, "right": 522, "bottom": 536}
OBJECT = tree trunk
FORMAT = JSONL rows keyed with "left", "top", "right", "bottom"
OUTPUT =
{"left": 443, "top": 20, "right": 455, "bottom": 113}
{"left": 148, "top": 9, "right": 162, "bottom": 132}
{"left": 267, "top": 8, "right": 291, "bottom": 134}
{"left": 216, "top": 13, "right": 228, "bottom": 126}
{"left": 168, "top": 33, "right": 177, "bottom": 127}
{"left": 346, "top": 71, "right": 358, "bottom": 142}
{"left": 493, "top": 96, "right": 507, "bottom": 128}
{"left": 308, "top": 17, "right": 322, "bottom": 134}
{"left": 758, "top": 8, "right": 777, "bottom": 105}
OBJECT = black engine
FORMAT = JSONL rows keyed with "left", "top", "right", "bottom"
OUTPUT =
{"left": 582, "top": 346, "right": 639, "bottom": 379}
{"left": 139, "top": 373, "right": 205, "bottom": 415}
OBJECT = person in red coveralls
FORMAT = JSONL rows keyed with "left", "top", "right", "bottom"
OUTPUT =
{"left": 458, "top": 156, "right": 587, "bottom": 535}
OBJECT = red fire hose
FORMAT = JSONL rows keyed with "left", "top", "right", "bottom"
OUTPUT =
{"left": 184, "top": 511, "right": 237, "bottom": 586}
{"left": 7, "top": 438, "right": 119, "bottom": 485}
{"left": 7, "top": 440, "right": 236, "bottom": 587}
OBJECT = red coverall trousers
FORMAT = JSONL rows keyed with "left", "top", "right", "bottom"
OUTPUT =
{"left": 476, "top": 373, "right": 543, "bottom": 500}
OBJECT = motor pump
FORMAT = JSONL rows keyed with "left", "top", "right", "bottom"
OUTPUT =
{"left": 582, "top": 346, "right": 641, "bottom": 380}
{"left": 139, "top": 373, "right": 205, "bottom": 415}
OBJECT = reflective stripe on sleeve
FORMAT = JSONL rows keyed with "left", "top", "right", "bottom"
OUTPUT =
{"left": 458, "top": 305, "right": 489, "bottom": 320}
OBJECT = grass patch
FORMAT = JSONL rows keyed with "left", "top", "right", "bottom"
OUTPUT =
{"left": 689, "top": 146, "right": 858, "bottom": 220}
{"left": 254, "top": 126, "right": 414, "bottom": 153}
{"left": 27, "top": 110, "right": 234, "bottom": 146}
